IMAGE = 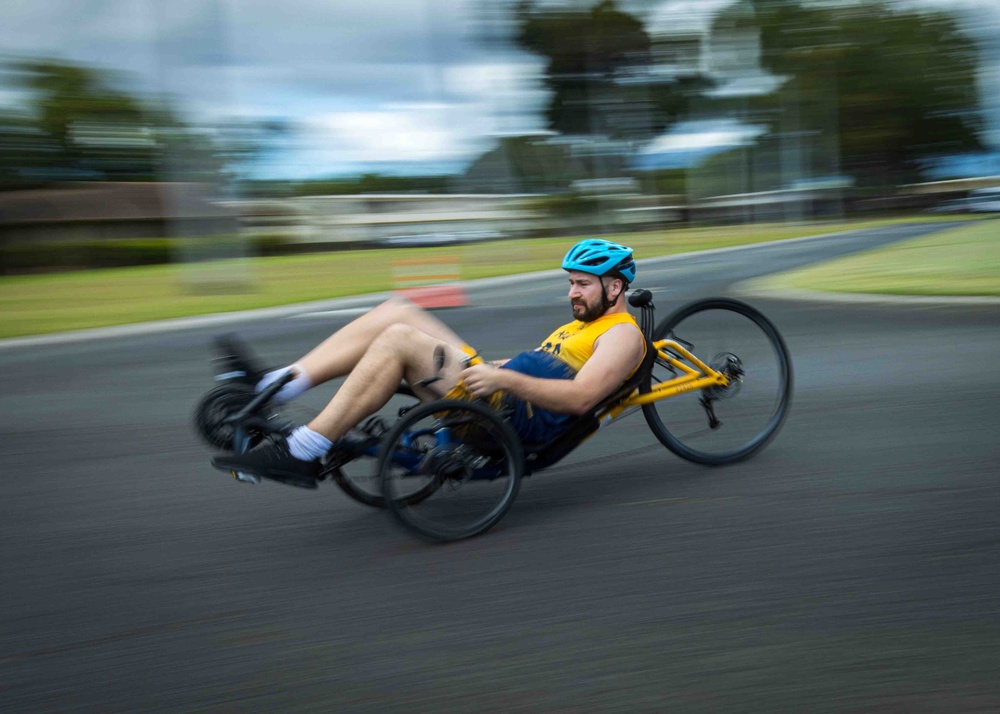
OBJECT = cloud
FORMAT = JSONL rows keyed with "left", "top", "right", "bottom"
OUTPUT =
{"left": 0, "top": 0, "right": 552, "bottom": 175}
{"left": 2, "top": 0, "right": 997, "bottom": 177}
{"left": 310, "top": 104, "right": 470, "bottom": 163}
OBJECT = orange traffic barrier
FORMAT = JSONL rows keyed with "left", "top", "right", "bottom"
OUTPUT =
{"left": 391, "top": 256, "right": 469, "bottom": 308}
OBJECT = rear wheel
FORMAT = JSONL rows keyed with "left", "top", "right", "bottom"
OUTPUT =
{"left": 380, "top": 400, "right": 523, "bottom": 542}
{"left": 330, "top": 386, "right": 427, "bottom": 509}
{"left": 328, "top": 433, "right": 443, "bottom": 509}
{"left": 641, "top": 298, "right": 792, "bottom": 465}
{"left": 328, "top": 462, "right": 386, "bottom": 509}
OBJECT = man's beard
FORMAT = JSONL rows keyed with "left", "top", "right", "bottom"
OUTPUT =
{"left": 571, "top": 296, "right": 604, "bottom": 322}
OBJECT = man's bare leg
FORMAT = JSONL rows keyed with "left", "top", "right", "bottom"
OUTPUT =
{"left": 295, "top": 298, "right": 467, "bottom": 385}
{"left": 212, "top": 312, "right": 471, "bottom": 484}
{"left": 307, "top": 323, "right": 470, "bottom": 442}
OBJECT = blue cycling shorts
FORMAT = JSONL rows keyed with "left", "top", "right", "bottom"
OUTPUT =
{"left": 444, "top": 348, "right": 577, "bottom": 445}
{"left": 498, "top": 351, "right": 577, "bottom": 445}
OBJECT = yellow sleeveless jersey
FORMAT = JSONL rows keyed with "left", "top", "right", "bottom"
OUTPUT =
{"left": 537, "top": 312, "right": 643, "bottom": 372}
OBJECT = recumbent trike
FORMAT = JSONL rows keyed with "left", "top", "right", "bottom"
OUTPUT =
{"left": 195, "top": 292, "right": 793, "bottom": 542}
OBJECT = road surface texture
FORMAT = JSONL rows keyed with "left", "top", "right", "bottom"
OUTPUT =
{"left": 2, "top": 221, "right": 998, "bottom": 712}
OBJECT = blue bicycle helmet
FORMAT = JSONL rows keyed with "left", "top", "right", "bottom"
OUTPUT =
{"left": 562, "top": 239, "right": 637, "bottom": 284}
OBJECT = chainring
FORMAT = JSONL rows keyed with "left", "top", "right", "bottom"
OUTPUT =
{"left": 193, "top": 382, "right": 266, "bottom": 451}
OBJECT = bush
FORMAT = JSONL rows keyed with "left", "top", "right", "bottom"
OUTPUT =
{"left": 0, "top": 234, "right": 298, "bottom": 274}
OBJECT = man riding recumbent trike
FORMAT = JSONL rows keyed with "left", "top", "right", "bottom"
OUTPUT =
{"left": 194, "top": 239, "right": 793, "bottom": 541}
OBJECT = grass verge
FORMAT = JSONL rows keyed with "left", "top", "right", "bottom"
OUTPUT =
{"left": 753, "top": 219, "right": 1000, "bottom": 297}
{"left": 0, "top": 215, "right": 984, "bottom": 339}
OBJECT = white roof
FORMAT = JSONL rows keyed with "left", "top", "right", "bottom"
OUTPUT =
{"left": 705, "top": 74, "right": 789, "bottom": 98}
{"left": 641, "top": 119, "right": 767, "bottom": 155}
{"left": 647, "top": 0, "right": 740, "bottom": 37}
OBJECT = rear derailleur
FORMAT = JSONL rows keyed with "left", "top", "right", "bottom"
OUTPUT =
{"left": 699, "top": 353, "right": 745, "bottom": 430}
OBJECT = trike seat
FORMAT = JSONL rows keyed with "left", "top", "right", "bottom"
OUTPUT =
{"left": 521, "top": 333, "right": 656, "bottom": 473}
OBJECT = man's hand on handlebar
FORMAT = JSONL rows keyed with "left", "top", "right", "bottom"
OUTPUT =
{"left": 460, "top": 363, "right": 506, "bottom": 398}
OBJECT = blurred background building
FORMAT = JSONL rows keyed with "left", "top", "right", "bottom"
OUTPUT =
{"left": 0, "top": 0, "right": 998, "bottom": 273}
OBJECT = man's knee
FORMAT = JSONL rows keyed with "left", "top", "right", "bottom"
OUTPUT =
{"left": 373, "top": 322, "right": 421, "bottom": 352}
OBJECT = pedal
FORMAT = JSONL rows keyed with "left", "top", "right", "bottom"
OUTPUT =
{"left": 231, "top": 470, "right": 261, "bottom": 484}
{"left": 360, "top": 416, "right": 389, "bottom": 438}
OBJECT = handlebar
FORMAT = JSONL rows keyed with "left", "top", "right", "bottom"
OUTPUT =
{"left": 223, "top": 371, "right": 295, "bottom": 426}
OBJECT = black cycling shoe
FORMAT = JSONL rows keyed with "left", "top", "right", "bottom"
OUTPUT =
{"left": 212, "top": 333, "right": 267, "bottom": 387}
{"left": 212, "top": 436, "right": 321, "bottom": 489}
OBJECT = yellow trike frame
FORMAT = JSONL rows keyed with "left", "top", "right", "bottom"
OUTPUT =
{"left": 600, "top": 338, "right": 729, "bottom": 423}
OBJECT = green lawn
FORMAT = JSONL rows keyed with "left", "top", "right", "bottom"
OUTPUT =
{"left": 758, "top": 219, "right": 1000, "bottom": 297}
{"left": 0, "top": 215, "right": 984, "bottom": 339}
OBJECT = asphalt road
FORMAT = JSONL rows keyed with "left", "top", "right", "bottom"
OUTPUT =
{"left": 2, "top": 221, "right": 999, "bottom": 712}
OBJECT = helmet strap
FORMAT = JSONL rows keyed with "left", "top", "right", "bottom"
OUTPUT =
{"left": 601, "top": 275, "right": 623, "bottom": 310}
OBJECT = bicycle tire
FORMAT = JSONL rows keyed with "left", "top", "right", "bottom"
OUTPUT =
{"left": 641, "top": 298, "right": 792, "bottom": 465}
{"left": 331, "top": 385, "right": 430, "bottom": 509}
{"left": 379, "top": 399, "right": 523, "bottom": 542}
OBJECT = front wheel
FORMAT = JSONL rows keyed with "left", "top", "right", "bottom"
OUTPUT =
{"left": 379, "top": 400, "right": 523, "bottom": 542}
{"left": 193, "top": 382, "right": 286, "bottom": 452}
{"left": 641, "top": 298, "right": 792, "bottom": 465}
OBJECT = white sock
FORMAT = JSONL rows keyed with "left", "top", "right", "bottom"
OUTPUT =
{"left": 256, "top": 363, "right": 312, "bottom": 404}
{"left": 286, "top": 425, "right": 333, "bottom": 462}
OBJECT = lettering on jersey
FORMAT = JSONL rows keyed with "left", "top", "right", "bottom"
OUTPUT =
{"left": 542, "top": 329, "right": 575, "bottom": 356}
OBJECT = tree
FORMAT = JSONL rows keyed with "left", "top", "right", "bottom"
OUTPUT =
{"left": 516, "top": 0, "right": 649, "bottom": 138}
{"left": 0, "top": 58, "right": 261, "bottom": 188}
{"left": 14, "top": 59, "right": 165, "bottom": 181}
{"left": 750, "top": 0, "right": 982, "bottom": 185}
{"left": 515, "top": 0, "right": 707, "bottom": 144}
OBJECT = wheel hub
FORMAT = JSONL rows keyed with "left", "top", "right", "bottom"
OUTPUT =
{"left": 705, "top": 352, "right": 744, "bottom": 400}
{"left": 419, "top": 443, "right": 475, "bottom": 483}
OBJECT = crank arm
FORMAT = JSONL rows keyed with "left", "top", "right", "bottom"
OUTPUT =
{"left": 699, "top": 396, "right": 722, "bottom": 430}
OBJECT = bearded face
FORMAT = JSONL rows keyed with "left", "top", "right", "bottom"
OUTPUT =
{"left": 570, "top": 291, "right": 605, "bottom": 322}
{"left": 568, "top": 273, "right": 621, "bottom": 322}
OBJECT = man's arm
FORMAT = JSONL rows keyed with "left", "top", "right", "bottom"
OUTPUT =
{"left": 460, "top": 324, "right": 645, "bottom": 416}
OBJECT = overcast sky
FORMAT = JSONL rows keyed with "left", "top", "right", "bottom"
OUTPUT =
{"left": 1, "top": 0, "right": 997, "bottom": 179}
